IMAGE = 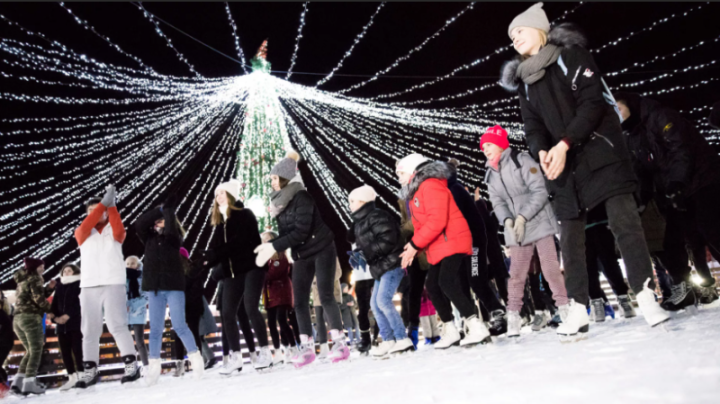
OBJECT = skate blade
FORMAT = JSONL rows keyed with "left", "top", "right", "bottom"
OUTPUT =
{"left": 433, "top": 340, "right": 461, "bottom": 350}
{"left": 219, "top": 368, "right": 243, "bottom": 377}
{"left": 461, "top": 336, "right": 493, "bottom": 347}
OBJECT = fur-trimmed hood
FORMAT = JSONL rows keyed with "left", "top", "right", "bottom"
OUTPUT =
{"left": 499, "top": 23, "right": 588, "bottom": 92}
{"left": 407, "top": 161, "right": 451, "bottom": 200}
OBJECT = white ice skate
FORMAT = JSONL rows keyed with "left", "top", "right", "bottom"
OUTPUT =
{"left": 254, "top": 346, "right": 274, "bottom": 371}
{"left": 188, "top": 351, "right": 205, "bottom": 379}
{"left": 371, "top": 340, "right": 395, "bottom": 358}
{"left": 316, "top": 343, "right": 330, "bottom": 362}
{"left": 556, "top": 299, "right": 590, "bottom": 343}
{"left": 636, "top": 278, "right": 671, "bottom": 327}
{"left": 59, "top": 373, "right": 77, "bottom": 392}
{"left": 219, "top": 351, "right": 243, "bottom": 376}
{"left": 434, "top": 321, "right": 461, "bottom": 349}
{"left": 145, "top": 359, "right": 162, "bottom": 386}
{"left": 389, "top": 338, "right": 415, "bottom": 354}
{"left": 460, "top": 315, "right": 491, "bottom": 346}
{"left": 507, "top": 311, "right": 522, "bottom": 338}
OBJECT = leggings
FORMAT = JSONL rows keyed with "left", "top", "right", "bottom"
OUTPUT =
{"left": 220, "top": 299, "right": 256, "bottom": 356}
{"left": 354, "top": 279, "right": 373, "bottom": 332}
{"left": 267, "top": 305, "right": 297, "bottom": 349}
{"left": 57, "top": 329, "right": 83, "bottom": 375}
{"left": 313, "top": 305, "right": 330, "bottom": 344}
{"left": 131, "top": 324, "right": 149, "bottom": 366}
{"left": 407, "top": 259, "right": 428, "bottom": 328}
{"left": 508, "top": 236, "right": 568, "bottom": 312}
{"left": 221, "top": 268, "right": 268, "bottom": 353}
{"left": 425, "top": 254, "right": 477, "bottom": 321}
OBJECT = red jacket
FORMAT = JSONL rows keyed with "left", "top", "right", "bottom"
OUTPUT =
{"left": 409, "top": 177, "right": 473, "bottom": 265}
{"left": 263, "top": 256, "right": 294, "bottom": 309}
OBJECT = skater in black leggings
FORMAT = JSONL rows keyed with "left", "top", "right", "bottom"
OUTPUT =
{"left": 205, "top": 180, "right": 270, "bottom": 375}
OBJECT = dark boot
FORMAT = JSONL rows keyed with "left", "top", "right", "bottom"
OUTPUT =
{"left": 357, "top": 330, "right": 372, "bottom": 353}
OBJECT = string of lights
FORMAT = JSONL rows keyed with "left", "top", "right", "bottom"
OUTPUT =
{"left": 285, "top": 2, "right": 309, "bottom": 80}
{"left": 224, "top": 2, "right": 249, "bottom": 74}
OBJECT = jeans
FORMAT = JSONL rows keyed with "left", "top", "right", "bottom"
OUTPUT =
{"left": 148, "top": 290, "right": 197, "bottom": 359}
{"left": 559, "top": 193, "right": 655, "bottom": 305}
{"left": 371, "top": 267, "right": 407, "bottom": 341}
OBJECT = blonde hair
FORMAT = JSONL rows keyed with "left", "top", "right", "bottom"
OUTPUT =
{"left": 519, "top": 28, "right": 549, "bottom": 60}
{"left": 210, "top": 191, "right": 243, "bottom": 226}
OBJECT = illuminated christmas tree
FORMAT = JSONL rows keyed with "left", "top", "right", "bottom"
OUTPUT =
{"left": 236, "top": 40, "right": 292, "bottom": 231}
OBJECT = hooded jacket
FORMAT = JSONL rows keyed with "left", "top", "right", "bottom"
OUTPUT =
{"left": 485, "top": 148, "right": 560, "bottom": 246}
{"left": 348, "top": 201, "right": 403, "bottom": 280}
{"left": 616, "top": 93, "right": 720, "bottom": 203}
{"left": 13, "top": 270, "right": 52, "bottom": 316}
{"left": 135, "top": 206, "right": 185, "bottom": 292}
{"left": 500, "top": 23, "right": 637, "bottom": 220}
{"left": 406, "top": 161, "right": 473, "bottom": 265}
{"left": 207, "top": 201, "right": 265, "bottom": 278}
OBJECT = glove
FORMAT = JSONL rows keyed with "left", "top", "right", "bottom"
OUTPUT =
{"left": 254, "top": 243, "right": 276, "bottom": 267}
{"left": 101, "top": 184, "right": 116, "bottom": 208}
{"left": 504, "top": 218, "right": 514, "bottom": 230}
{"left": 163, "top": 193, "right": 180, "bottom": 212}
{"left": 513, "top": 215, "right": 527, "bottom": 245}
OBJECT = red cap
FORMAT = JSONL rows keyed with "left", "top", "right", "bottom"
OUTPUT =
{"left": 480, "top": 125, "right": 509, "bottom": 151}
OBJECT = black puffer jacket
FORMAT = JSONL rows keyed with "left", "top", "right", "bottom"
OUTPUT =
{"left": 50, "top": 276, "right": 82, "bottom": 333}
{"left": 272, "top": 190, "right": 334, "bottom": 261}
{"left": 446, "top": 163, "right": 487, "bottom": 250}
{"left": 136, "top": 206, "right": 185, "bottom": 292}
{"left": 616, "top": 93, "right": 720, "bottom": 202}
{"left": 500, "top": 23, "right": 636, "bottom": 220}
{"left": 347, "top": 201, "right": 403, "bottom": 280}
{"left": 207, "top": 201, "right": 264, "bottom": 278}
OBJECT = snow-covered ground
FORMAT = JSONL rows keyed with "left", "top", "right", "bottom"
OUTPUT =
{"left": 10, "top": 303, "right": 720, "bottom": 404}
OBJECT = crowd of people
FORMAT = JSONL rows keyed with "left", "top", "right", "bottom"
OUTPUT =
{"left": 1, "top": 2, "right": 719, "bottom": 397}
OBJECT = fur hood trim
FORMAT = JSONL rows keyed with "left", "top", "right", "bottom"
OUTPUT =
{"left": 407, "top": 161, "right": 451, "bottom": 200}
{"left": 499, "top": 23, "right": 588, "bottom": 92}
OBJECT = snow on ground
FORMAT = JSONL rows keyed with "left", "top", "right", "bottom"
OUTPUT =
{"left": 10, "top": 304, "right": 720, "bottom": 404}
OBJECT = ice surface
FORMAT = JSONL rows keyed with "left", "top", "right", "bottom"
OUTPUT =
{"left": 9, "top": 303, "right": 720, "bottom": 404}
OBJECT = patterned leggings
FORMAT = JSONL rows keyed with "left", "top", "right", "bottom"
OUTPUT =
{"left": 508, "top": 235, "right": 568, "bottom": 312}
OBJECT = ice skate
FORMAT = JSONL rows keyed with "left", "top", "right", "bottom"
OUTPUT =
{"left": 408, "top": 325, "right": 419, "bottom": 350}
{"left": 434, "top": 321, "right": 461, "bottom": 349}
{"left": 488, "top": 309, "right": 507, "bottom": 336}
{"left": 370, "top": 340, "right": 395, "bottom": 359}
{"left": 590, "top": 298, "right": 606, "bottom": 322}
{"left": 661, "top": 281, "right": 698, "bottom": 312}
{"left": 696, "top": 284, "right": 719, "bottom": 305}
{"left": 121, "top": 355, "right": 141, "bottom": 384}
{"left": 254, "top": 346, "right": 274, "bottom": 371}
{"left": 389, "top": 337, "right": 415, "bottom": 354}
{"left": 357, "top": 330, "right": 372, "bottom": 355}
{"left": 636, "top": 278, "right": 671, "bottom": 326}
{"left": 173, "top": 360, "right": 185, "bottom": 377}
{"left": 10, "top": 373, "right": 24, "bottom": 395}
{"left": 59, "top": 373, "right": 77, "bottom": 392}
{"left": 507, "top": 311, "right": 522, "bottom": 338}
{"left": 604, "top": 302, "right": 616, "bottom": 319}
{"left": 273, "top": 347, "right": 286, "bottom": 366}
{"left": 219, "top": 351, "right": 243, "bottom": 376}
{"left": 290, "top": 341, "right": 316, "bottom": 369}
{"left": 531, "top": 310, "right": 550, "bottom": 331}
{"left": 21, "top": 377, "right": 45, "bottom": 395}
{"left": 316, "top": 342, "right": 330, "bottom": 362}
{"left": 327, "top": 331, "right": 351, "bottom": 363}
{"left": 75, "top": 362, "right": 99, "bottom": 389}
{"left": 617, "top": 295, "right": 637, "bottom": 318}
{"left": 145, "top": 358, "right": 162, "bottom": 386}
{"left": 556, "top": 300, "right": 590, "bottom": 343}
{"left": 461, "top": 315, "right": 491, "bottom": 346}
{"left": 187, "top": 351, "right": 205, "bottom": 379}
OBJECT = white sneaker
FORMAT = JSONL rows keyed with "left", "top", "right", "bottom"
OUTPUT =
{"left": 59, "top": 373, "right": 77, "bottom": 391}
{"left": 145, "top": 359, "right": 162, "bottom": 386}
{"left": 461, "top": 315, "right": 491, "bottom": 346}
{"left": 254, "top": 346, "right": 273, "bottom": 371}
{"left": 434, "top": 321, "right": 461, "bottom": 349}
{"left": 507, "top": 311, "right": 522, "bottom": 337}
{"left": 316, "top": 343, "right": 330, "bottom": 361}
{"left": 635, "top": 278, "right": 670, "bottom": 327}
{"left": 370, "top": 340, "right": 395, "bottom": 357}
{"left": 389, "top": 338, "right": 415, "bottom": 354}
{"left": 187, "top": 351, "right": 205, "bottom": 379}
{"left": 219, "top": 351, "right": 243, "bottom": 376}
{"left": 556, "top": 299, "right": 590, "bottom": 343}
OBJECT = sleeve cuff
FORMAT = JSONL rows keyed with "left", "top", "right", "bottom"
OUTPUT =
{"left": 561, "top": 137, "right": 572, "bottom": 148}
{"left": 409, "top": 239, "right": 420, "bottom": 251}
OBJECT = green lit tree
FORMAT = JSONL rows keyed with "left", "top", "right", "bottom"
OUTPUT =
{"left": 236, "top": 40, "right": 291, "bottom": 231}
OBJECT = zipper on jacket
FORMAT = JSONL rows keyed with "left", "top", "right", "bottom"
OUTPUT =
{"left": 497, "top": 162, "right": 517, "bottom": 215}
{"left": 224, "top": 224, "right": 235, "bottom": 278}
{"left": 571, "top": 66, "right": 582, "bottom": 91}
{"left": 592, "top": 132, "right": 614, "bottom": 148}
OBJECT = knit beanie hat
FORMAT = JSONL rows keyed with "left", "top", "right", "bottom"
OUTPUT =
{"left": 480, "top": 125, "right": 510, "bottom": 150}
{"left": 508, "top": 2, "right": 550, "bottom": 39}
{"left": 215, "top": 179, "right": 242, "bottom": 201}
{"left": 341, "top": 283, "right": 349, "bottom": 291}
{"left": 270, "top": 150, "right": 300, "bottom": 181}
{"left": 24, "top": 257, "right": 45, "bottom": 273}
{"left": 348, "top": 185, "right": 377, "bottom": 203}
{"left": 710, "top": 101, "right": 720, "bottom": 130}
{"left": 396, "top": 153, "right": 428, "bottom": 174}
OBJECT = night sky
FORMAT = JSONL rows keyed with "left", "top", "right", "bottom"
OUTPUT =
{"left": 0, "top": 2, "right": 718, "bottom": 288}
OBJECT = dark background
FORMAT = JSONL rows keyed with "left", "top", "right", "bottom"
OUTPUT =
{"left": 0, "top": 1, "right": 718, "bottom": 288}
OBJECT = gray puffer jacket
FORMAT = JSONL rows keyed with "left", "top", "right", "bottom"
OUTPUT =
{"left": 484, "top": 148, "right": 559, "bottom": 247}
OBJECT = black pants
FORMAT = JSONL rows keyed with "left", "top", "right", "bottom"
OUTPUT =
{"left": 407, "top": 259, "right": 428, "bottom": 328}
{"left": 654, "top": 206, "right": 691, "bottom": 285}
{"left": 0, "top": 342, "right": 11, "bottom": 383}
{"left": 354, "top": 279, "right": 373, "bottom": 332}
{"left": 313, "top": 305, "right": 330, "bottom": 343}
{"left": 464, "top": 247, "right": 505, "bottom": 317}
{"left": 57, "top": 329, "right": 83, "bottom": 375}
{"left": 267, "top": 305, "right": 296, "bottom": 349}
{"left": 425, "top": 253, "right": 477, "bottom": 321}
{"left": 487, "top": 229, "right": 509, "bottom": 302}
{"left": 292, "top": 243, "right": 343, "bottom": 336}
{"left": 559, "top": 193, "right": 655, "bottom": 305}
{"left": 287, "top": 308, "right": 301, "bottom": 344}
{"left": 586, "top": 223, "right": 630, "bottom": 299}
{"left": 221, "top": 268, "right": 268, "bottom": 352}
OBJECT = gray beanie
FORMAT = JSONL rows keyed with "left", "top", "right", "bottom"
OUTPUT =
{"left": 508, "top": 2, "right": 550, "bottom": 39}
{"left": 270, "top": 157, "right": 297, "bottom": 181}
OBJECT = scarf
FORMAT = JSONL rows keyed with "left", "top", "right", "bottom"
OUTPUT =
{"left": 270, "top": 180, "right": 305, "bottom": 218}
{"left": 219, "top": 204, "right": 229, "bottom": 222}
{"left": 515, "top": 44, "right": 563, "bottom": 85}
{"left": 126, "top": 267, "right": 142, "bottom": 299}
{"left": 60, "top": 275, "right": 81, "bottom": 285}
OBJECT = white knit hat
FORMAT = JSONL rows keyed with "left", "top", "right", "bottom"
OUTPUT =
{"left": 348, "top": 185, "right": 377, "bottom": 203}
{"left": 396, "top": 153, "right": 428, "bottom": 174}
{"left": 215, "top": 179, "right": 241, "bottom": 200}
{"left": 508, "top": 2, "right": 550, "bottom": 39}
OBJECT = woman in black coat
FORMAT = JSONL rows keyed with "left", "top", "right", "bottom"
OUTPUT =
{"left": 254, "top": 152, "right": 349, "bottom": 367}
{"left": 50, "top": 264, "right": 83, "bottom": 390}
{"left": 204, "top": 180, "right": 270, "bottom": 374}
{"left": 500, "top": 3, "right": 668, "bottom": 339}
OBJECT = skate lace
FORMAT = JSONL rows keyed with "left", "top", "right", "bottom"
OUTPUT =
{"left": 124, "top": 362, "right": 136, "bottom": 376}
{"left": 669, "top": 282, "right": 688, "bottom": 304}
